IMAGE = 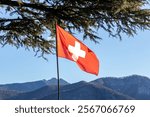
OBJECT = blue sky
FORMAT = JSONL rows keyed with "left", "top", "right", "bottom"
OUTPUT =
{"left": 0, "top": 1, "right": 150, "bottom": 84}
{"left": 0, "top": 28, "right": 150, "bottom": 84}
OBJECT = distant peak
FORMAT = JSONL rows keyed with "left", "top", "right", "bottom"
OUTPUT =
{"left": 122, "top": 74, "right": 149, "bottom": 79}
{"left": 46, "top": 78, "right": 69, "bottom": 85}
{"left": 78, "top": 81, "right": 87, "bottom": 84}
{"left": 49, "top": 77, "right": 56, "bottom": 79}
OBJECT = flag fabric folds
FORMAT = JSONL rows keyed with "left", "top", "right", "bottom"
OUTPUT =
{"left": 56, "top": 25, "right": 99, "bottom": 75}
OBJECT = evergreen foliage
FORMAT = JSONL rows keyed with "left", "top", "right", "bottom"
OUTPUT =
{"left": 0, "top": 0, "right": 150, "bottom": 56}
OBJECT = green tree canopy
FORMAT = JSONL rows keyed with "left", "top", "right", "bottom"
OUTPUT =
{"left": 0, "top": 0, "right": 150, "bottom": 56}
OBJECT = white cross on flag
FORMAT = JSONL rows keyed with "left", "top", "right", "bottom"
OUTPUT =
{"left": 68, "top": 41, "right": 86, "bottom": 61}
{"left": 56, "top": 25, "right": 99, "bottom": 75}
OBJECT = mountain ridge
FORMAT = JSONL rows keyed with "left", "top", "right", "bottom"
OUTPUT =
{"left": 0, "top": 75, "right": 150, "bottom": 100}
{"left": 0, "top": 78, "right": 69, "bottom": 92}
{"left": 91, "top": 75, "right": 150, "bottom": 99}
{"left": 41, "top": 81, "right": 133, "bottom": 100}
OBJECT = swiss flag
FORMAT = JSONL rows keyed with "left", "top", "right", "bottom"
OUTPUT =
{"left": 56, "top": 25, "right": 99, "bottom": 75}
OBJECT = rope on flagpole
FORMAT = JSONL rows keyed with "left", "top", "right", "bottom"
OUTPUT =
{"left": 55, "top": 23, "right": 60, "bottom": 100}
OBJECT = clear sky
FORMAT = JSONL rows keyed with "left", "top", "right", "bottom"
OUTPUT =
{"left": 0, "top": 27, "right": 150, "bottom": 84}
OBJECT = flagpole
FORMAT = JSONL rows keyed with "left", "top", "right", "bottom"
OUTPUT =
{"left": 55, "top": 23, "right": 60, "bottom": 100}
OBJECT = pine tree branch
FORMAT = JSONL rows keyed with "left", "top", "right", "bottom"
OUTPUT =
{"left": 0, "top": 0, "right": 150, "bottom": 57}
{"left": 0, "top": 0, "right": 54, "bottom": 12}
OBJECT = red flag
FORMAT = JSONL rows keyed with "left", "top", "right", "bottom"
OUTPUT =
{"left": 56, "top": 25, "right": 99, "bottom": 75}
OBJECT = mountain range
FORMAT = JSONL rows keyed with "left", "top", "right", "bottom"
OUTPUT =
{"left": 0, "top": 75, "right": 150, "bottom": 100}
{"left": 0, "top": 78, "right": 68, "bottom": 92}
